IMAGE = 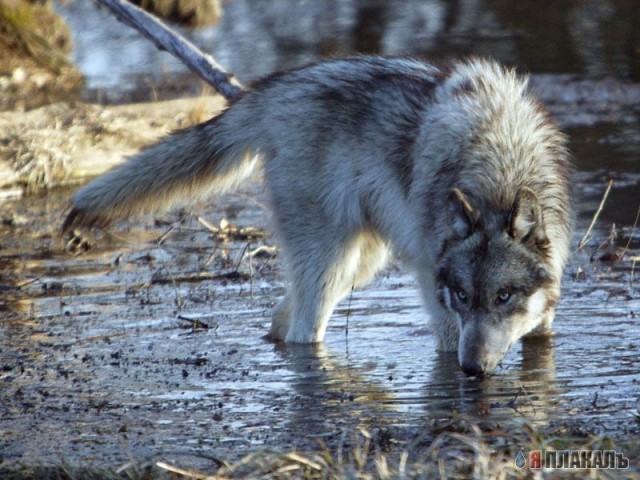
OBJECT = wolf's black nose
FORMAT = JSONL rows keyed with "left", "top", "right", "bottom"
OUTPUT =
{"left": 461, "top": 360, "right": 485, "bottom": 378}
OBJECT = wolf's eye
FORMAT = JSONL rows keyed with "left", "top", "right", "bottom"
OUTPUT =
{"left": 456, "top": 289, "right": 468, "bottom": 303}
{"left": 496, "top": 291, "right": 511, "bottom": 304}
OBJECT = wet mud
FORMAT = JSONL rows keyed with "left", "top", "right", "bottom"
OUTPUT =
{"left": 1, "top": 153, "right": 639, "bottom": 470}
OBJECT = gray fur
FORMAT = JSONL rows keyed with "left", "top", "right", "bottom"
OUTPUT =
{"left": 63, "top": 57, "right": 572, "bottom": 376}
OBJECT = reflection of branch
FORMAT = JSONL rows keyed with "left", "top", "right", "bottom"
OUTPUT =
{"left": 95, "top": 0, "right": 243, "bottom": 101}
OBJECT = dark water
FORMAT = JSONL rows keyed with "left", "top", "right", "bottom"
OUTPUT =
{"left": 56, "top": 0, "right": 640, "bottom": 99}
{"left": 1, "top": 0, "right": 639, "bottom": 471}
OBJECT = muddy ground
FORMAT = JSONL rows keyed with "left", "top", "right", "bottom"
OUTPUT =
{"left": 0, "top": 144, "right": 639, "bottom": 477}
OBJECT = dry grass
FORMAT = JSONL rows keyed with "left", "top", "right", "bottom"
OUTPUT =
{"left": 0, "top": 95, "right": 226, "bottom": 192}
{"left": 2, "top": 420, "right": 638, "bottom": 480}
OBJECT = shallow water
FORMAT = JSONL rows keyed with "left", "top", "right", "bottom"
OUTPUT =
{"left": 1, "top": 0, "right": 640, "bottom": 471}
{"left": 55, "top": 0, "right": 640, "bottom": 101}
{"left": 1, "top": 165, "right": 638, "bottom": 468}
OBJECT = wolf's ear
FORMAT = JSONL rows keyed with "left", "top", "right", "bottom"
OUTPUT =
{"left": 509, "top": 187, "right": 549, "bottom": 246}
{"left": 448, "top": 188, "right": 479, "bottom": 239}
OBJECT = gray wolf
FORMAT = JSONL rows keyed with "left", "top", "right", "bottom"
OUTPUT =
{"left": 62, "top": 56, "right": 572, "bottom": 377}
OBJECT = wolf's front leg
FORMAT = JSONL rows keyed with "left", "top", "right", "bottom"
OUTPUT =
{"left": 269, "top": 294, "right": 292, "bottom": 341}
{"left": 283, "top": 233, "right": 363, "bottom": 344}
{"left": 418, "top": 271, "right": 459, "bottom": 352}
{"left": 524, "top": 282, "right": 560, "bottom": 337}
{"left": 285, "top": 284, "right": 337, "bottom": 344}
{"left": 525, "top": 307, "right": 555, "bottom": 337}
{"left": 267, "top": 215, "right": 350, "bottom": 343}
{"left": 277, "top": 230, "right": 388, "bottom": 344}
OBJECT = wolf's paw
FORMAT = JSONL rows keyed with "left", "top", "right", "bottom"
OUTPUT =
{"left": 524, "top": 324, "right": 554, "bottom": 338}
{"left": 65, "top": 229, "right": 92, "bottom": 255}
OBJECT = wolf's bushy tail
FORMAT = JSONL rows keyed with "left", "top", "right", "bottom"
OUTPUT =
{"left": 62, "top": 110, "right": 259, "bottom": 232}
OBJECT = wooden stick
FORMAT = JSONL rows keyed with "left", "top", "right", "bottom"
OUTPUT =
{"left": 95, "top": 0, "right": 243, "bottom": 101}
{"left": 578, "top": 179, "right": 613, "bottom": 251}
{"left": 619, "top": 204, "right": 640, "bottom": 260}
{"left": 151, "top": 270, "right": 249, "bottom": 284}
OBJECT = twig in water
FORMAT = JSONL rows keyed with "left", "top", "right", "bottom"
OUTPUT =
{"left": 194, "top": 214, "right": 219, "bottom": 234}
{"left": 589, "top": 223, "right": 618, "bottom": 262}
{"left": 248, "top": 241, "right": 254, "bottom": 299}
{"left": 578, "top": 179, "right": 613, "bottom": 251}
{"left": 630, "top": 256, "right": 639, "bottom": 289}
{"left": 345, "top": 281, "right": 356, "bottom": 338}
{"left": 151, "top": 245, "right": 184, "bottom": 309}
{"left": 155, "top": 223, "right": 177, "bottom": 245}
{"left": 233, "top": 242, "right": 251, "bottom": 273}
{"left": 256, "top": 246, "right": 278, "bottom": 275}
{"left": 177, "top": 315, "right": 211, "bottom": 330}
{"left": 510, "top": 381, "right": 536, "bottom": 415}
{"left": 203, "top": 242, "right": 220, "bottom": 268}
{"left": 16, "top": 277, "right": 41, "bottom": 289}
{"left": 618, "top": 203, "right": 640, "bottom": 260}
{"left": 232, "top": 191, "right": 272, "bottom": 214}
{"left": 152, "top": 270, "right": 249, "bottom": 284}
{"left": 249, "top": 245, "right": 277, "bottom": 257}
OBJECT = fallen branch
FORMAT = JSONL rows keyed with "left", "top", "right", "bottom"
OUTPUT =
{"left": 177, "top": 315, "right": 212, "bottom": 329}
{"left": 95, "top": 0, "right": 243, "bottom": 101}
{"left": 151, "top": 270, "right": 250, "bottom": 284}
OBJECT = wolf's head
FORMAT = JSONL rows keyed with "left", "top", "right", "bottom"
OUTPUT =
{"left": 436, "top": 187, "right": 557, "bottom": 377}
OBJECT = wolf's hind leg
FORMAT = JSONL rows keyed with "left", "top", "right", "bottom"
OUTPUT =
{"left": 282, "top": 229, "right": 388, "bottom": 344}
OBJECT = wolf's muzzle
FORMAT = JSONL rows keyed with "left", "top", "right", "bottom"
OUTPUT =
{"left": 460, "top": 359, "right": 487, "bottom": 378}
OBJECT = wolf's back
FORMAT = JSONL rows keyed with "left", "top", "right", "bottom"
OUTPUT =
{"left": 62, "top": 102, "right": 261, "bottom": 232}
{"left": 62, "top": 56, "right": 440, "bottom": 232}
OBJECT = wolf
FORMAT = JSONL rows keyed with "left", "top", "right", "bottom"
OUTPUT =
{"left": 62, "top": 56, "right": 572, "bottom": 377}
